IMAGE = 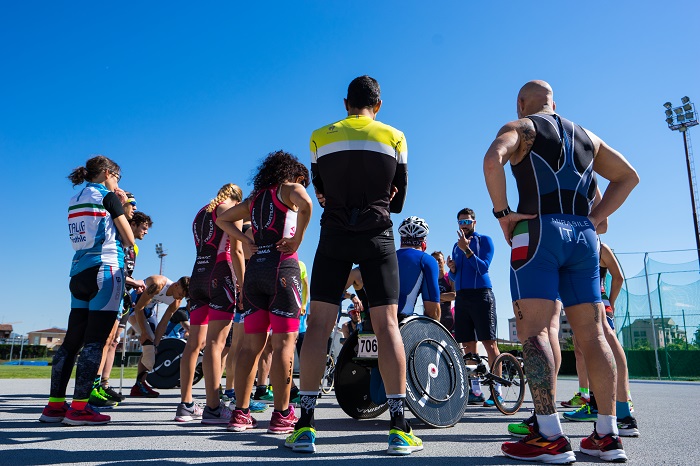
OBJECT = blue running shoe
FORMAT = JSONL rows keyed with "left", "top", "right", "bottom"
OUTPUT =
{"left": 248, "top": 399, "right": 268, "bottom": 413}
{"left": 468, "top": 390, "right": 486, "bottom": 405}
{"left": 387, "top": 428, "right": 423, "bottom": 455}
{"left": 563, "top": 404, "right": 598, "bottom": 422}
{"left": 483, "top": 394, "right": 504, "bottom": 407}
{"left": 285, "top": 426, "right": 316, "bottom": 453}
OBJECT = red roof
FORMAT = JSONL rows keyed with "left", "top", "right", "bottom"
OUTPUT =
{"left": 29, "top": 327, "right": 67, "bottom": 334}
{"left": 0, "top": 324, "right": 13, "bottom": 331}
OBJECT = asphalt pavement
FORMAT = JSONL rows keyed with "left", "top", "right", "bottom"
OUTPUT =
{"left": 1, "top": 377, "right": 697, "bottom": 465}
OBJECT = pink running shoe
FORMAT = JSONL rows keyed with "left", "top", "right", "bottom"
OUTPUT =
{"left": 62, "top": 405, "right": 111, "bottom": 426}
{"left": 227, "top": 408, "right": 258, "bottom": 432}
{"left": 267, "top": 405, "right": 298, "bottom": 434}
{"left": 39, "top": 402, "right": 70, "bottom": 423}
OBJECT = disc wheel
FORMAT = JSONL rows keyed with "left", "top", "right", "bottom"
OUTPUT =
{"left": 320, "top": 357, "right": 335, "bottom": 394}
{"left": 490, "top": 352, "right": 525, "bottom": 415}
{"left": 192, "top": 361, "right": 204, "bottom": 386}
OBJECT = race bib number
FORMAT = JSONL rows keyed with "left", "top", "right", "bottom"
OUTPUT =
{"left": 357, "top": 334, "right": 379, "bottom": 359}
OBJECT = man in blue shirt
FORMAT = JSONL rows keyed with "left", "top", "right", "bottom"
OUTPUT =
{"left": 396, "top": 216, "right": 440, "bottom": 320}
{"left": 447, "top": 207, "right": 501, "bottom": 406}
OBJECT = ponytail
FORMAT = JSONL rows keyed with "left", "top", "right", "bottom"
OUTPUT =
{"left": 67, "top": 155, "right": 120, "bottom": 186}
{"left": 206, "top": 183, "right": 243, "bottom": 212}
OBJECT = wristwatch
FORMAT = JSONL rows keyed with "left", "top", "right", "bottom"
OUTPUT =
{"left": 492, "top": 206, "right": 511, "bottom": 218}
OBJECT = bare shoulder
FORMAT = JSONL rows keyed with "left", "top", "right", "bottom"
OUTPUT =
{"left": 145, "top": 275, "right": 166, "bottom": 295}
{"left": 499, "top": 118, "right": 536, "bottom": 164}
{"left": 581, "top": 126, "right": 602, "bottom": 153}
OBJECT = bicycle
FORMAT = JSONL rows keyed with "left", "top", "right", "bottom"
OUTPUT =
{"left": 319, "top": 307, "right": 348, "bottom": 394}
{"left": 463, "top": 351, "right": 526, "bottom": 415}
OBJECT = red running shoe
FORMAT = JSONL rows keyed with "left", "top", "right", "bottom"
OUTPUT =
{"left": 39, "top": 402, "right": 69, "bottom": 423}
{"left": 130, "top": 380, "right": 160, "bottom": 398}
{"left": 227, "top": 408, "right": 258, "bottom": 432}
{"left": 502, "top": 429, "right": 576, "bottom": 464}
{"left": 62, "top": 405, "right": 110, "bottom": 426}
{"left": 580, "top": 430, "right": 628, "bottom": 463}
{"left": 267, "top": 405, "right": 298, "bottom": 434}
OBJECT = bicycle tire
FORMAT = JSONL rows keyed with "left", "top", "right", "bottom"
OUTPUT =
{"left": 320, "top": 357, "right": 335, "bottom": 394}
{"left": 490, "top": 352, "right": 525, "bottom": 415}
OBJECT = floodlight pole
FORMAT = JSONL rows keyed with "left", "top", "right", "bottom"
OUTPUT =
{"left": 663, "top": 97, "right": 700, "bottom": 267}
{"left": 680, "top": 128, "right": 700, "bottom": 267}
{"left": 155, "top": 243, "right": 167, "bottom": 276}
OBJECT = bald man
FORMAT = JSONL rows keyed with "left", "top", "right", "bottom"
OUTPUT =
{"left": 483, "top": 80, "right": 638, "bottom": 464}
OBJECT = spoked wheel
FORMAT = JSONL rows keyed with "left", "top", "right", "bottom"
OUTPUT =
{"left": 320, "top": 357, "right": 335, "bottom": 394}
{"left": 490, "top": 352, "right": 525, "bottom": 415}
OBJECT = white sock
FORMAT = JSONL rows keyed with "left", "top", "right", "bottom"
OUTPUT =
{"left": 494, "top": 382, "right": 502, "bottom": 396}
{"left": 470, "top": 379, "right": 483, "bottom": 396}
{"left": 596, "top": 415, "right": 619, "bottom": 436}
{"left": 536, "top": 413, "right": 563, "bottom": 439}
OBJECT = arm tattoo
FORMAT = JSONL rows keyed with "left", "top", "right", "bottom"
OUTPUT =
{"left": 520, "top": 120, "right": 536, "bottom": 154}
{"left": 522, "top": 335, "right": 557, "bottom": 415}
{"left": 145, "top": 283, "right": 159, "bottom": 296}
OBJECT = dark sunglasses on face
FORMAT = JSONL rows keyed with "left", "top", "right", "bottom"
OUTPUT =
{"left": 458, "top": 219, "right": 475, "bottom": 226}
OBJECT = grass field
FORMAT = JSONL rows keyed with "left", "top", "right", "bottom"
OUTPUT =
{"left": 0, "top": 365, "right": 139, "bottom": 379}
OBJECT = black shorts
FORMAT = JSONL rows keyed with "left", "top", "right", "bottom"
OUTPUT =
{"left": 189, "top": 260, "right": 237, "bottom": 314}
{"left": 242, "top": 258, "right": 302, "bottom": 319}
{"left": 310, "top": 227, "right": 399, "bottom": 307}
{"left": 454, "top": 288, "right": 497, "bottom": 343}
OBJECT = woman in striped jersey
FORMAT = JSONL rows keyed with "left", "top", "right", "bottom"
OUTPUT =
{"left": 40, "top": 155, "right": 135, "bottom": 426}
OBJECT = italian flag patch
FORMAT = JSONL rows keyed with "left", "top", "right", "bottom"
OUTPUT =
{"left": 511, "top": 221, "right": 529, "bottom": 262}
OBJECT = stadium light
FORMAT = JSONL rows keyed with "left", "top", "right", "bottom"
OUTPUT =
{"left": 662, "top": 96, "right": 700, "bottom": 268}
{"left": 155, "top": 243, "right": 167, "bottom": 275}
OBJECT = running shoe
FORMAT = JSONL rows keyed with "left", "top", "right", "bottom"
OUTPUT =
{"left": 201, "top": 402, "right": 233, "bottom": 425}
{"left": 267, "top": 405, "right": 297, "bottom": 434}
{"left": 508, "top": 412, "right": 535, "bottom": 437}
{"left": 130, "top": 380, "right": 159, "bottom": 398}
{"left": 580, "top": 430, "right": 628, "bottom": 462}
{"left": 563, "top": 404, "right": 598, "bottom": 422}
{"left": 502, "top": 429, "right": 576, "bottom": 464}
{"left": 62, "top": 405, "right": 111, "bottom": 426}
{"left": 253, "top": 386, "right": 274, "bottom": 402}
{"left": 174, "top": 401, "right": 204, "bottom": 422}
{"left": 616, "top": 416, "right": 640, "bottom": 438}
{"left": 227, "top": 408, "right": 258, "bottom": 432}
{"left": 468, "top": 389, "right": 486, "bottom": 405}
{"left": 88, "top": 388, "right": 118, "bottom": 408}
{"left": 39, "top": 402, "right": 69, "bottom": 423}
{"left": 249, "top": 399, "right": 269, "bottom": 413}
{"left": 483, "top": 394, "right": 504, "bottom": 407}
{"left": 387, "top": 427, "right": 424, "bottom": 456}
{"left": 226, "top": 396, "right": 268, "bottom": 413}
{"left": 100, "top": 385, "right": 126, "bottom": 402}
{"left": 285, "top": 426, "right": 316, "bottom": 453}
{"left": 561, "top": 392, "right": 588, "bottom": 408}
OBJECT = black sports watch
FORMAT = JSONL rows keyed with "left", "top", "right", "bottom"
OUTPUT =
{"left": 492, "top": 206, "right": 511, "bottom": 218}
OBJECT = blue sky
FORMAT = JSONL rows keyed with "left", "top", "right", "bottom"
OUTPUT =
{"left": 1, "top": 1, "right": 699, "bottom": 338}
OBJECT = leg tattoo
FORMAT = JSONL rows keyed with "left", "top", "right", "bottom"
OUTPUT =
{"left": 522, "top": 335, "right": 557, "bottom": 415}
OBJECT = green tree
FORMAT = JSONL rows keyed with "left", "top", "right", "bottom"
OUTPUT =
{"left": 632, "top": 339, "right": 651, "bottom": 350}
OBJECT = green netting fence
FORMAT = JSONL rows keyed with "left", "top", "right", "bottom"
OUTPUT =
{"left": 614, "top": 249, "right": 700, "bottom": 379}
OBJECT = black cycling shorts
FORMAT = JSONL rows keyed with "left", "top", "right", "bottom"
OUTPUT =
{"left": 310, "top": 227, "right": 399, "bottom": 307}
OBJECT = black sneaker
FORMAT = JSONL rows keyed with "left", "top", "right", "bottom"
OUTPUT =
{"left": 89, "top": 388, "right": 117, "bottom": 408}
{"left": 100, "top": 385, "right": 126, "bottom": 402}
{"left": 617, "top": 416, "right": 639, "bottom": 437}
